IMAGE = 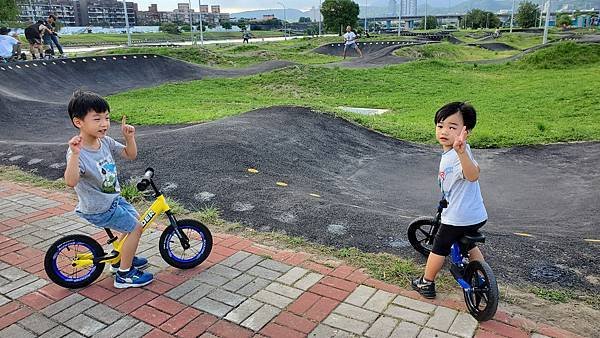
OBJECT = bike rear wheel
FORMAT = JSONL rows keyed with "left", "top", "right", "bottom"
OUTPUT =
{"left": 159, "top": 219, "right": 212, "bottom": 269}
{"left": 407, "top": 217, "right": 437, "bottom": 257}
{"left": 44, "top": 234, "right": 106, "bottom": 289}
{"left": 463, "top": 260, "right": 499, "bottom": 321}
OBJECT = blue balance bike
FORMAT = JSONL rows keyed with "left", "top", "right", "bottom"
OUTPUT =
{"left": 407, "top": 200, "right": 499, "bottom": 321}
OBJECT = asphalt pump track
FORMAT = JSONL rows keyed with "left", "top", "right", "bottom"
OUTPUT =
{"left": 1, "top": 55, "right": 598, "bottom": 292}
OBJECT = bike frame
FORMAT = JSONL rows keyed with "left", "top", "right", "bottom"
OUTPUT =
{"left": 73, "top": 172, "right": 189, "bottom": 268}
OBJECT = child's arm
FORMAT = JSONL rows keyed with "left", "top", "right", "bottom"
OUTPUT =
{"left": 454, "top": 127, "right": 480, "bottom": 182}
{"left": 65, "top": 135, "right": 82, "bottom": 187}
{"left": 120, "top": 115, "right": 137, "bottom": 160}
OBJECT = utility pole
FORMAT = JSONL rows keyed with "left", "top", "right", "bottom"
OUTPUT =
{"left": 424, "top": 0, "right": 428, "bottom": 30}
{"left": 276, "top": 2, "right": 288, "bottom": 39}
{"left": 510, "top": 0, "right": 515, "bottom": 33}
{"left": 398, "top": 0, "right": 402, "bottom": 36}
{"left": 542, "top": 0, "right": 550, "bottom": 44}
{"left": 198, "top": 0, "right": 204, "bottom": 45}
{"left": 364, "top": 0, "right": 368, "bottom": 32}
{"left": 188, "top": 0, "right": 194, "bottom": 44}
{"left": 319, "top": 0, "right": 322, "bottom": 36}
{"left": 122, "top": 0, "right": 131, "bottom": 46}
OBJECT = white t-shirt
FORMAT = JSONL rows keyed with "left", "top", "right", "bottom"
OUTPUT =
{"left": 0, "top": 35, "right": 18, "bottom": 58}
{"left": 438, "top": 144, "right": 487, "bottom": 226}
{"left": 343, "top": 31, "right": 357, "bottom": 45}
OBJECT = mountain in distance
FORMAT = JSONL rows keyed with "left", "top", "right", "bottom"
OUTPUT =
{"left": 232, "top": 0, "right": 599, "bottom": 22}
{"left": 230, "top": 8, "right": 320, "bottom": 22}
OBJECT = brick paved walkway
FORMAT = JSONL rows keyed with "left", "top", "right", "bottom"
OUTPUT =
{"left": 0, "top": 180, "right": 581, "bottom": 338}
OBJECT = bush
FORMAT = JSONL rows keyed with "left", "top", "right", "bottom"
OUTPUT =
{"left": 160, "top": 22, "right": 180, "bottom": 35}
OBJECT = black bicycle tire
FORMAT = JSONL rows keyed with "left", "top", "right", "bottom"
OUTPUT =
{"left": 44, "top": 234, "right": 105, "bottom": 289}
{"left": 159, "top": 219, "right": 213, "bottom": 269}
{"left": 463, "top": 260, "right": 499, "bottom": 321}
{"left": 407, "top": 217, "right": 437, "bottom": 257}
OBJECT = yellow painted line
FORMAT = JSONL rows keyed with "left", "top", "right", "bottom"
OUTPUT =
{"left": 276, "top": 181, "right": 288, "bottom": 187}
{"left": 247, "top": 168, "right": 259, "bottom": 174}
{"left": 513, "top": 232, "right": 534, "bottom": 238}
{"left": 584, "top": 239, "right": 600, "bottom": 243}
{"left": 309, "top": 193, "right": 321, "bottom": 198}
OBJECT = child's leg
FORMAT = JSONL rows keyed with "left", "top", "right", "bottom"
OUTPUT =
{"left": 423, "top": 252, "right": 445, "bottom": 281}
{"left": 468, "top": 246, "right": 484, "bottom": 262}
{"left": 118, "top": 223, "right": 143, "bottom": 270}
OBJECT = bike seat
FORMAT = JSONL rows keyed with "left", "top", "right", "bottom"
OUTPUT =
{"left": 460, "top": 232, "right": 486, "bottom": 244}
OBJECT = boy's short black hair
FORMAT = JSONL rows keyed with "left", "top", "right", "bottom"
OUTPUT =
{"left": 434, "top": 102, "right": 477, "bottom": 131}
{"left": 48, "top": 14, "right": 57, "bottom": 20}
{"left": 68, "top": 90, "right": 110, "bottom": 127}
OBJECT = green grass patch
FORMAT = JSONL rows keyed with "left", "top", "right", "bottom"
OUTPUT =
{"left": 394, "top": 42, "right": 518, "bottom": 62}
{"left": 531, "top": 287, "right": 574, "bottom": 303}
{"left": 518, "top": 42, "right": 600, "bottom": 69}
{"left": 109, "top": 44, "right": 600, "bottom": 148}
{"left": 0, "top": 166, "right": 67, "bottom": 190}
{"left": 53, "top": 31, "right": 286, "bottom": 46}
{"left": 119, "top": 181, "right": 144, "bottom": 204}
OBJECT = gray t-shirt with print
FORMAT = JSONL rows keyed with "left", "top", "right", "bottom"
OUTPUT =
{"left": 66, "top": 136, "right": 125, "bottom": 214}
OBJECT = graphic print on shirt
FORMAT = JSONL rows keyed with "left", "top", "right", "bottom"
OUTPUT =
{"left": 97, "top": 160, "right": 118, "bottom": 193}
{"left": 438, "top": 166, "right": 455, "bottom": 200}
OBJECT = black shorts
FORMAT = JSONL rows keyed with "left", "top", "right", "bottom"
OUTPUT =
{"left": 431, "top": 220, "right": 487, "bottom": 256}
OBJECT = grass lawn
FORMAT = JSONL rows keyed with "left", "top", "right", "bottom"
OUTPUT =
{"left": 44, "top": 31, "right": 286, "bottom": 46}
{"left": 107, "top": 42, "right": 600, "bottom": 148}
{"left": 394, "top": 42, "right": 518, "bottom": 61}
{"left": 89, "top": 36, "right": 345, "bottom": 67}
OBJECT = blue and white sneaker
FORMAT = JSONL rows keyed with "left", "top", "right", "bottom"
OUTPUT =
{"left": 114, "top": 267, "right": 153, "bottom": 288}
{"left": 109, "top": 256, "right": 149, "bottom": 273}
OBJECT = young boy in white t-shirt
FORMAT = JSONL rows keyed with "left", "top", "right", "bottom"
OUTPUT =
{"left": 342, "top": 25, "right": 363, "bottom": 59}
{"left": 412, "top": 102, "right": 488, "bottom": 299}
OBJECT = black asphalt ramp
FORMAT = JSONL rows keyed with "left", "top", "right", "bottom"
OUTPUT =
{"left": 0, "top": 55, "right": 292, "bottom": 142}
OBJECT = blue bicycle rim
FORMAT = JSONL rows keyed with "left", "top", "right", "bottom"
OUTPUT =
{"left": 52, "top": 240, "right": 97, "bottom": 283}
{"left": 165, "top": 225, "right": 207, "bottom": 263}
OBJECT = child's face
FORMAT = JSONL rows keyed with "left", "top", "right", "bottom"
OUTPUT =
{"left": 73, "top": 110, "right": 110, "bottom": 139}
{"left": 436, "top": 112, "right": 467, "bottom": 149}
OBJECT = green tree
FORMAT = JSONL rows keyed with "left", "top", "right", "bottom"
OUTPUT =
{"left": 159, "top": 22, "right": 180, "bottom": 34}
{"left": 299, "top": 16, "right": 312, "bottom": 23}
{"left": 221, "top": 21, "right": 232, "bottom": 30}
{"left": 516, "top": 1, "right": 540, "bottom": 28}
{"left": 420, "top": 16, "right": 438, "bottom": 30}
{"left": 0, "top": 0, "right": 20, "bottom": 23}
{"left": 321, "top": 0, "right": 359, "bottom": 35}
{"left": 556, "top": 13, "right": 571, "bottom": 27}
{"left": 462, "top": 9, "right": 500, "bottom": 29}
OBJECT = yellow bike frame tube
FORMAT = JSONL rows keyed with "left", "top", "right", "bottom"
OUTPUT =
{"left": 110, "top": 195, "right": 170, "bottom": 255}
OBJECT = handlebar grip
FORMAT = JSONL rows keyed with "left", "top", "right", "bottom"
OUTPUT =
{"left": 137, "top": 179, "right": 150, "bottom": 192}
{"left": 143, "top": 167, "right": 155, "bottom": 180}
{"left": 137, "top": 167, "right": 155, "bottom": 191}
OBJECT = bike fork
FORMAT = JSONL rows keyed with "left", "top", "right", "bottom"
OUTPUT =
{"left": 166, "top": 211, "right": 190, "bottom": 250}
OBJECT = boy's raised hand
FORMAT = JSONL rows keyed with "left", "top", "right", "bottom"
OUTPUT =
{"left": 68, "top": 135, "right": 83, "bottom": 154}
{"left": 121, "top": 115, "right": 135, "bottom": 141}
{"left": 453, "top": 126, "right": 468, "bottom": 154}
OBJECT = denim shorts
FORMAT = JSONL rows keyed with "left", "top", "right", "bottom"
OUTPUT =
{"left": 77, "top": 196, "right": 139, "bottom": 233}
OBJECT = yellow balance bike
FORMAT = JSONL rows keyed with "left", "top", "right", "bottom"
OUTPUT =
{"left": 44, "top": 168, "right": 212, "bottom": 289}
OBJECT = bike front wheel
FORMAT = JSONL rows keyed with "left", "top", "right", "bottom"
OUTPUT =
{"left": 159, "top": 219, "right": 213, "bottom": 269}
{"left": 44, "top": 234, "right": 106, "bottom": 289}
{"left": 463, "top": 260, "right": 499, "bottom": 321}
{"left": 407, "top": 217, "right": 437, "bottom": 257}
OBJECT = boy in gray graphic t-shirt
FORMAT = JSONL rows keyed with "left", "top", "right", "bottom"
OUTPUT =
{"left": 64, "top": 90, "right": 153, "bottom": 289}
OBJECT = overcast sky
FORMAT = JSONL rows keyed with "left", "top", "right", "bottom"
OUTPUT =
{"left": 139, "top": 1, "right": 328, "bottom": 13}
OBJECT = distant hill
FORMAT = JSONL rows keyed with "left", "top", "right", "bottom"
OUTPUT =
{"left": 233, "top": 1, "right": 599, "bottom": 23}
{"left": 230, "top": 9, "right": 318, "bottom": 22}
